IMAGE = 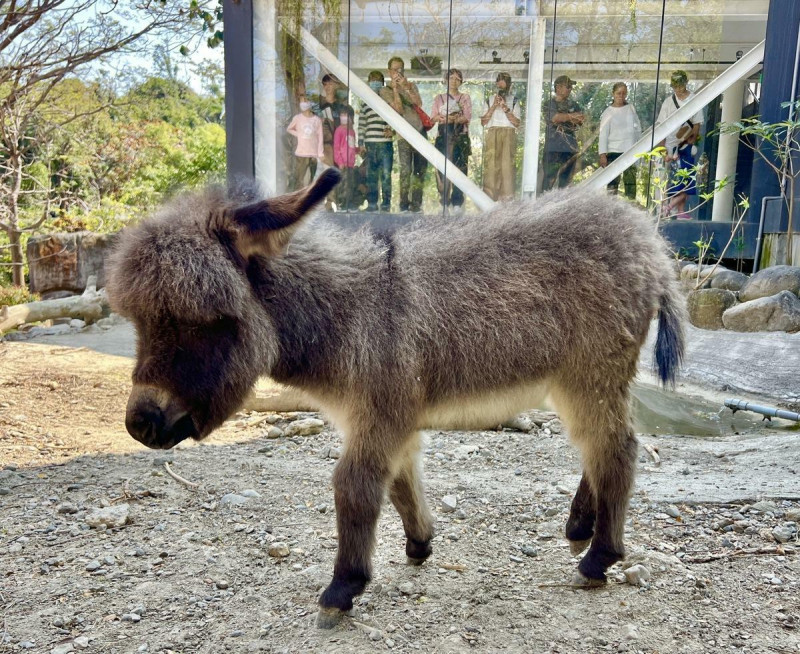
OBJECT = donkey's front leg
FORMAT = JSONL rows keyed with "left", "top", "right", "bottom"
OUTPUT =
{"left": 318, "top": 450, "right": 389, "bottom": 628}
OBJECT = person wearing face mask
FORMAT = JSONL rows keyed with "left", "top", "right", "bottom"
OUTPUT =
{"left": 481, "top": 72, "right": 521, "bottom": 202}
{"left": 359, "top": 71, "right": 394, "bottom": 212}
{"left": 598, "top": 82, "right": 642, "bottom": 199}
{"left": 286, "top": 96, "right": 324, "bottom": 189}
{"left": 333, "top": 112, "right": 359, "bottom": 211}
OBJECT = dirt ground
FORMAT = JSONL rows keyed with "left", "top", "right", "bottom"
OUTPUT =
{"left": 1, "top": 338, "right": 799, "bottom": 654}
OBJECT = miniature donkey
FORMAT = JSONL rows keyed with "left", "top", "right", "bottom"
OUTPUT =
{"left": 107, "top": 169, "right": 684, "bottom": 627}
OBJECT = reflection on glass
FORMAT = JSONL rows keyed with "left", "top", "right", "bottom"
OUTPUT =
{"left": 253, "top": 1, "right": 769, "bottom": 220}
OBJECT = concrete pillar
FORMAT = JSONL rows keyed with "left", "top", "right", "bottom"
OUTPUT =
{"left": 712, "top": 80, "right": 746, "bottom": 222}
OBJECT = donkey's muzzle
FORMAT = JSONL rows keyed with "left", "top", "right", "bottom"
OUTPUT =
{"left": 125, "top": 387, "right": 197, "bottom": 449}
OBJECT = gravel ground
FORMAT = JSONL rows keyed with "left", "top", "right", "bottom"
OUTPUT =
{"left": 1, "top": 340, "right": 799, "bottom": 654}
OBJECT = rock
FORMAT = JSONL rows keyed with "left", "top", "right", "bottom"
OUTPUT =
{"left": 51, "top": 644, "right": 74, "bottom": 654}
{"left": 265, "top": 426, "right": 284, "bottom": 439}
{"left": 786, "top": 508, "right": 800, "bottom": 521}
{"left": 73, "top": 636, "right": 90, "bottom": 649}
{"left": 710, "top": 269, "right": 750, "bottom": 292}
{"left": 268, "top": 542, "right": 290, "bottom": 558}
{"left": 521, "top": 545, "right": 538, "bottom": 557}
{"left": 739, "top": 265, "right": 800, "bottom": 302}
{"left": 722, "top": 291, "right": 800, "bottom": 332}
{"left": 69, "top": 319, "right": 86, "bottom": 330}
{"left": 56, "top": 502, "right": 78, "bottom": 514}
{"left": 85, "top": 560, "right": 102, "bottom": 572}
{"left": 772, "top": 525, "right": 795, "bottom": 543}
{"left": 441, "top": 495, "right": 458, "bottom": 513}
{"left": 85, "top": 504, "right": 129, "bottom": 529}
{"left": 665, "top": 505, "right": 681, "bottom": 519}
{"left": 216, "top": 580, "right": 230, "bottom": 590}
{"left": 687, "top": 288, "right": 737, "bottom": 330}
{"left": 397, "top": 582, "right": 414, "bottom": 595}
{"left": 621, "top": 624, "right": 640, "bottom": 640}
{"left": 369, "top": 629, "right": 383, "bottom": 641}
{"left": 283, "top": 418, "right": 324, "bottom": 437}
{"left": 502, "top": 415, "right": 533, "bottom": 432}
{"left": 240, "top": 489, "right": 261, "bottom": 498}
{"left": 121, "top": 613, "right": 141, "bottom": 622}
{"left": 219, "top": 493, "right": 250, "bottom": 507}
{"left": 623, "top": 564, "right": 651, "bottom": 586}
{"left": 750, "top": 500, "right": 779, "bottom": 514}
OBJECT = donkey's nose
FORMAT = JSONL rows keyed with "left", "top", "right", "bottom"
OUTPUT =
{"left": 125, "top": 401, "right": 166, "bottom": 448}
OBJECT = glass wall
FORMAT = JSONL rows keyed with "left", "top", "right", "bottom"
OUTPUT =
{"left": 253, "top": 0, "right": 769, "bottom": 219}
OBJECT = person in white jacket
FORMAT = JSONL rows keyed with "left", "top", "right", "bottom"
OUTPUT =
{"left": 598, "top": 82, "right": 642, "bottom": 199}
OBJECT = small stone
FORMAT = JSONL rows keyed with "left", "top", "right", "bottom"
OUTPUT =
{"left": 441, "top": 495, "right": 457, "bottom": 513}
{"left": 772, "top": 525, "right": 794, "bottom": 543}
{"left": 397, "top": 582, "right": 414, "bottom": 595}
{"left": 85, "top": 504, "right": 129, "bottom": 529}
{"left": 19, "top": 642, "right": 35, "bottom": 650}
{"left": 231, "top": 630, "right": 245, "bottom": 637}
{"left": 621, "top": 624, "right": 640, "bottom": 640}
{"left": 73, "top": 636, "right": 90, "bottom": 649}
{"left": 216, "top": 580, "right": 230, "bottom": 590}
{"left": 369, "top": 629, "right": 382, "bottom": 641}
{"left": 786, "top": 508, "right": 800, "bottom": 522}
{"left": 56, "top": 502, "right": 78, "bottom": 515}
{"left": 85, "top": 560, "right": 102, "bottom": 572}
{"left": 545, "top": 507, "right": 559, "bottom": 517}
{"left": 265, "top": 426, "right": 284, "bottom": 439}
{"left": 219, "top": 493, "right": 250, "bottom": 507}
{"left": 502, "top": 415, "right": 533, "bottom": 432}
{"left": 328, "top": 447, "right": 341, "bottom": 459}
{"left": 121, "top": 613, "right": 141, "bottom": 622}
{"left": 268, "top": 542, "right": 290, "bottom": 558}
{"left": 521, "top": 545, "right": 538, "bottom": 557}
{"left": 623, "top": 564, "right": 651, "bottom": 586}
{"left": 509, "top": 555, "right": 524, "bottom": 563}
{"left": 240, "top": 489, "right": 261, "bottom": 498}
{"left": 665, "top": 505, "right": 681, "bottom": 519}
{"left": 51, "top": 645, "right": 74, "bottom": 654}
{"left": 283, "top": 418, "right": 324, "bottom": 437}
{"left": 750, "top": 500, "right": 779, "bottom": 514}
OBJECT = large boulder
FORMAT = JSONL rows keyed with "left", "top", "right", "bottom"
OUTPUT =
{"left": 722, "top": 290, "right": 800, "bottom": 333}
{"left": 26, "top": 232, "right": 117, "bottom": 296}
{"left": 739, "top": 265, "right": 800, "bottom": 302}
{"left": 710, "top": 269, "right": 749, "bottom": 293}
{"left": 679, "top": 263, "right": 726, "bottom": 291}
{"left": 686, "top": 288, "right": 737, "bottom": 330}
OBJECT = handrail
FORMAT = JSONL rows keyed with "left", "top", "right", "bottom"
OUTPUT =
{"left": 581, "top": 41, "right": 766, "bottom": 191}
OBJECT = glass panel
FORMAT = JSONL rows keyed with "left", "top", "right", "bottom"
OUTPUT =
{"left": 253, "top": 0, "right": 769, "bottom": 221}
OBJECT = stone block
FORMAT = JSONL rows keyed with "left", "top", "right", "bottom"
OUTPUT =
{"left": 722, "top": 290, "right": 800, "bottom": 332}
{"left": 739, "top": 265, "right": 800, "bottom": 302}
{"left": 687, "top": 288, "right": 737, "bottom": 330}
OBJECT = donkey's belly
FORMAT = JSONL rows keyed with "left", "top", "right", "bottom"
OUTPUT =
{"left": 419, "top": 382, "right": 550, "bottom": 431}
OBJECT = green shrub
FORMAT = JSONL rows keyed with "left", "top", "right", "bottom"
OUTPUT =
{"left": 0, "top": 285, "right": 40, "bottom": 308}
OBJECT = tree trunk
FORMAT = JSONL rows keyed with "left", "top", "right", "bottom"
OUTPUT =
{"left": 9, "top": 228, "right": 24, "bottom": 287}
{"left": 0, "top": 281, "right": 106, "bottom": 333}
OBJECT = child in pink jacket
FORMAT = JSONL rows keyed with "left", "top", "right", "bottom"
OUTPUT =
{"left": 287, "top": 99, "right": 324, "bottom": 189}
{"left": 333, "top": 113, "right": 358, "bottom": 210}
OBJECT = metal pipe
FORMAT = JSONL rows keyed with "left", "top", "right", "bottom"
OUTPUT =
{"left": 724, "top": 398, "right": 800, "bottom": 422}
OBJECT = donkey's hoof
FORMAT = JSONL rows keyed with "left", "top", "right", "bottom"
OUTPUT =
{"left": 569, "top": 539, "right": 591, "bottom": 556}
{"left": 571, "top": 571, "right": 607, "bottom": 588}
{"left": 407, "top": 555, "right": 428, "bottom": 566}
{"left": 316, "top": 607, "right": 345, "bottom": 629}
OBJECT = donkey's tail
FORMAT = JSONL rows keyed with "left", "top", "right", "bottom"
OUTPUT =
{"left": 654, "top": 288, "right": 685, "bottom": 388}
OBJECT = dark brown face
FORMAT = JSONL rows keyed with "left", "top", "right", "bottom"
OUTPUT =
{"left": 125, "top": 314, "right": 255, "bottom": 449}
{"left": 108, "top": 169, "right": 341, "bottom": 450}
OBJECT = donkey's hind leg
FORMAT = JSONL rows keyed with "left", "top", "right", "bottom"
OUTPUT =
{"left": 552, "top": 380, "right": 638, "bottom": 585}
{"left": 389, "top": 433, "right": 435, "bottom": 564}
{"left": 565, "top": 473, "right": 596, "bottom": 555}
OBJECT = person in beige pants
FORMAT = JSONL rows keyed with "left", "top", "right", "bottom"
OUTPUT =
{"left": 481, "top": 72, "right": 521, "bottom": 201}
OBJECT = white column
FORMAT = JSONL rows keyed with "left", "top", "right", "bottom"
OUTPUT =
{"left": 711, "top": 80, "right": 746, "bottom": 222}
{"left": 253, "top": 0, "right": 279, "bottom": 196}
{"left": 521, "top": 18, "right": 546, "bottom": 199}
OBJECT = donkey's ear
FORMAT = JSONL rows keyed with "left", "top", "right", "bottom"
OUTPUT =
{"left": 230, "top": 168, "right": 340, "bottom": 257}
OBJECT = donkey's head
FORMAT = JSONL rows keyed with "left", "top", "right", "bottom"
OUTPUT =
{"left": 107, "top": 170, "right": 340, "bottom": 449}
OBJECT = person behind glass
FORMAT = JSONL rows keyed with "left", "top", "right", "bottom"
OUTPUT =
{"left": 286, "top": 95, "right": 323, "bottom": 190}
{"left": 432, "top": 68, "right": 472, "bottom": 215}
{"left": 387, "top": 56, "right": 428, "bottom": 214}
{"left": 656, "top": 70, "right": 704, "bottom": 220}
{"left": 359, "top": 71, "right": 394, "bottom": 212}
{"left": 481, "top": 72, "right": 521, "bottom": 201}
{"left": 333, "top": 112, "right": 359, "bottom": 211}
{"left": 598, "top": 82, "right": 642, "bottom": 199}
{"left": 542, "top": 74, "right": 585, "bottom": 190}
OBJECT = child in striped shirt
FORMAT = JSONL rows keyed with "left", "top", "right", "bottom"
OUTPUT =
{"left": 358, "top": 71, "right": 394, "bottom": 212}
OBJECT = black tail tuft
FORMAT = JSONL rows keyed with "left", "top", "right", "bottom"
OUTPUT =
{"left": 654, "top": 293, "right": 685, "bottom": 387}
